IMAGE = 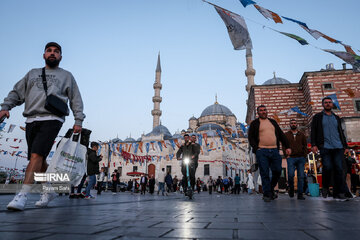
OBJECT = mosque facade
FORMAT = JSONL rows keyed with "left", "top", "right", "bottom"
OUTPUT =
{"left": 99, "top": 54, "right": 251, "bottom": 184}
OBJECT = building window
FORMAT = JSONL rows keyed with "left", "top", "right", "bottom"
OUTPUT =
{"left": 118, "top": 167, "right": 122, "bottom": 177}
{"left": 322, "top": 83, "right": 334, "bottom": 90}
{"left": 204, "top": 164, "right": 210, "bottom": 176}
{"left": 166, "top": 165, "right": 171, "bottom": 174}
{"left": 354, "top": 99, "right": 360, "bottom": 112}
{"left": 133, "top": 166, "right": 138, "bottom": 172}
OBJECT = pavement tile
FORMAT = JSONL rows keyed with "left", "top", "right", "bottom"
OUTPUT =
{"left": 162, "top": 229, "right": 234, "bottom": 239}
{"left": 152, "top": 222, "right": 209, "bottom": 229}
{"left": 0, "top": 232, "right": 51, "bottom": 240}
{"left": 238, "top": 230, "right": 314, "bottom": 240}
{"left": 263, "top": 222, "right": 327, "bottom": 230}
{"left": 305, "top": 230, "right": 360, "bottom": 240}
{"left": 101, "top": 227, "right": 172, "bottom": 238}
{"left": 207, "top": 222, "right": 265, "bottom": 230}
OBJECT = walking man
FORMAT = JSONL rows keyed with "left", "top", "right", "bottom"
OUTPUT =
{"left": 157, "top": 168, "right": 166, "bottom": 196}
{"left": 248, "top": 105, "right": 291, "bottom": 202}
{"left": 311, "top": 97, "right": 349, "bottom": 199}
{"left": 285, "top": 119, "right": 307, "bottom": 200}
{"left": 85, "top": 142, "right": 102, "bottom": 199}
{"left": 2, "top": 42, "right": 85, "bottom": 211}
{"left": 176, "top": 134, "right": 197, "bottom": 193}
{"left": 140, "top": 174, "right": 148, "bottom": 195}
{"left": 234, "top": 174, "right": 241, "bottom": 194}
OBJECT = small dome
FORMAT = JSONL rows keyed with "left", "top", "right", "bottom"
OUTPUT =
{"left": 146, "top": 124, "right": 172, "bottom": 140}
{"left": 172, "top": 133, "right": 183, "bottom": 139}
{"left": 200, "top": 103, "right": 234, "bottom": 117}
{"left": 189, "top": 116, "right": 197, "bottom": 121}
{"left": 112, "top": 138, "right": 122, "bottom": 143}
{"left": 124, "top": 137, "right": 136, "bottom": 142}
{"left": 263, "top": 76, "right": 291, "bottom": 85}
{"left": 137, "top": 137, "right": 142, "bottom": 141}
{"left": 197, "top": 123, "right": 225, "bottom": 132}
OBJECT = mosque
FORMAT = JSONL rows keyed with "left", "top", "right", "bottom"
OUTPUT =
{"left": 99, "top": 53, "right": 252, "bottom": 183}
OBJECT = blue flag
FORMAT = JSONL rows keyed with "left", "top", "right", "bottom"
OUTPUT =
{"left": 216, "top": 129, "right": 224, "bottom": 145}
{"left": 239, "top": 0, "right": 256, "bottom": 8}
{"left": 0, "top": 122, "right": 6, "bottom": 131}
{"left": 146, "top": 143, "right": 150, "bottom": 153}
{"left": 282, "top": 16, "right": 308, "bottom": 28}
{"left": 290, "top": 106, "right": 308, "bottom": 117}
{"left": 327, "top": 94, "right": 341, "bottom": 110}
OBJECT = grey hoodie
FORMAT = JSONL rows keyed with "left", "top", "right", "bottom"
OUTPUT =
{"left": 1, "top": 67, "right": 85, "bottom": 126}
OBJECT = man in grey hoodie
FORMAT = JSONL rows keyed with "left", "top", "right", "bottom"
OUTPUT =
{"left": 0, "top": 42, "right": 85, "bottom": 210}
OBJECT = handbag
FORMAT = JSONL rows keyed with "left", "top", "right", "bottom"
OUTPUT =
{"left": 42, "top": 67, "right": 69, "bottom": 117}
{"left": 46, "top": 133, "right": 87, "bottom": 185}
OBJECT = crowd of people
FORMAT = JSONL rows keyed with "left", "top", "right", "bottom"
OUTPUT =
{"left": 0, "top": 42, "right": 358, "bottom": 211}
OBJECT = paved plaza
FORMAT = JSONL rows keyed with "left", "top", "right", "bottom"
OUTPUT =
{"left": 0, "top": 191, "right": 359, "bottom": 240}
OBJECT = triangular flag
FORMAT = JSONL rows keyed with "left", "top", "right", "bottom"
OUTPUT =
{"left": 212, "top": 4, "right": 253, "bottom": 50}
{"left": 324, "top": 49, "right": 360, "bottom": 72}
{"left": 279, "top": 32, "right": 308, "bottom": 45}
{"left": 326, "top": 93, "right": 341, "bottom": 110}
{"left": 239, "top": 0, "right": 256, "bottom": 8}
{"left": 254, "top": 5, "right": 282, "bottom": 24}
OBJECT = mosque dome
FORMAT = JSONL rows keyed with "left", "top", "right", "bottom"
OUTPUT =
{"left": 112, "top": 138, "right": 122, "bottom": 143}
{"left": 172, "top": 133, "right": 183, "bottom": 139}
{"left": 146, "top": 124, "right": 172, "bottom": 140}
{"left": 200, "top": 102, "right": 234, "bottom": 117}
{"left": 189, "top": 116, "right": 197, "bottom": 121}
{"left": 124, "top": 137, "right": 136, "bottom": 142}
{"left": 263, "top": 75, "right": 291, "bottom": 85}
{"left": 197, "top": 123, "right": 225, "bottom": 132}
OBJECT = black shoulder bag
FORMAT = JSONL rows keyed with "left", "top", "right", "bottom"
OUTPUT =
{"left": 42, "top": 67, "right": 69, "bottom": 117}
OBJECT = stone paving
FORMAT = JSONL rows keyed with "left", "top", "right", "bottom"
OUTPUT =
{"left": 0, "top": 191, "right": 360, "bottom": 239}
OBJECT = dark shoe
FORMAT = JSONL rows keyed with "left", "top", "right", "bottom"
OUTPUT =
{"left": 289, "top": 188, "right": 294, "bottom": 198}
{"left": 333, "top": 193, "right": 348, "bottom": 201}
{"left": 322, "top": 188, "right": 329, "bottom": 198}
{"left": 271, "top": 191, "right": 278, "bottom": 200}
{"left": 344, "top": 191, "right": 354, "bottom": 199}
{"left": 69, "top": 194, "right": 76, "bottom": 199}
{"left": 263, "top": 196, "right": 271, "bottom": 202}
{"left": 297, "top": 194, "right": 305, "bottom": 200}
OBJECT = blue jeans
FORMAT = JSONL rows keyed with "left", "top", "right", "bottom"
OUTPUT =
{"left": 256, "top": 148, "right": 282, "bottom": 197}
{"left": 287, "top": 157, "right": 306, "bottom": 195}
{"left": 320, "top": 148, "right": 345, "bottom": 194}
{"left": 158, "top": 182, "right": 165, "bottom": 195}
{"left": 85, "top": 175, "right": 96, "bottom": 197}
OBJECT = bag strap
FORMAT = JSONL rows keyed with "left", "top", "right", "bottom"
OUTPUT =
{"left": 41, "top": 67, "right": 48, "bottom": 96}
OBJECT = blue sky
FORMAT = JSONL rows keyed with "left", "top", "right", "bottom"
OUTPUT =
{"left": 0, "top": 0, "right": 359, "bottom": 165}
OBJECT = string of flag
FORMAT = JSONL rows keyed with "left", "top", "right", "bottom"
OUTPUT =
{"left": 202, "top": 1, "right": 360, "bottom": 72}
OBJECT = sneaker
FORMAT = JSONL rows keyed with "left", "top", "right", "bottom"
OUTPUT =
{"left": 77, "top": 193, "right": 86, "bottom": 199}
{"left": 69, "top": 194, "right": 76, "bottom": 199}
{"left": 35, "top": 192, "right": 57, "bottom": 207}
{"left": 271, "top": 191, "right": 278, "bottom": 200}
{"left": 263, "top": 196, "right": 271, "bottom": 202}
{"left": 7, "top": 193, "right": 27, "bottom": 211}
{"left": 297, "top": 194, "right": 306, "bottom": 200}
{"left": 333, "top": 193, "right": 349, "bottom": 201}
{"left": 84, "top": 195, "right": 95, "bottom": 199}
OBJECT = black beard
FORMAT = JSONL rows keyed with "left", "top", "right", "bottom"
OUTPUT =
{"left": 290, "top": 126, "right": 297, "bottom": 130}
{"left": 45, "top": 58, "right": 60, "bottom": 68}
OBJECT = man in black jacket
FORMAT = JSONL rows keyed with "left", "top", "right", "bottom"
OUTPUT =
{"left": 311, "top": 97, "right": 349, "bottom": 199}
{"left": 248, "top": 105, "right": 291, "bottom": 202}
{"left": 176, "top": 134, "right": 196, "bottom": 193}
{"left": 84, "top": 142, "right": 102, "bottom": 199}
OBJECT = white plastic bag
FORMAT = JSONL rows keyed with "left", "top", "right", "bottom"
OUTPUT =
{"left": 46, "top": 133, "right": 87, "bottom": 185}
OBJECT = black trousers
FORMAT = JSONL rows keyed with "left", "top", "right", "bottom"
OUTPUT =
{"left": 181, "top": 165, "right": 196, "bottom": 191}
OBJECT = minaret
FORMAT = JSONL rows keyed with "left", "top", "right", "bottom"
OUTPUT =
{"left": 245, "top": 48, "right": 256, "bottom": 95}
{"left": 151, "top": 53, "right": 162, "bottom": 129}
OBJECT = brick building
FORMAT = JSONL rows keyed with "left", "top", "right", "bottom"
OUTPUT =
{"left": 246, "top": 65, "right": 360, "bottom": 143}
